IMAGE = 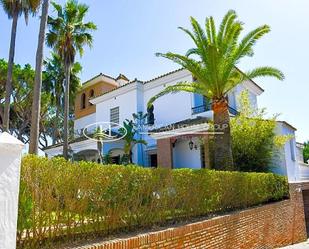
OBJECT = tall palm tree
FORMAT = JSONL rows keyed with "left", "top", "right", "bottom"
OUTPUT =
{"left": 46, "top": 0, "right": 96, "bottom": 159}
{"left": 42, "top": 53, "right": 82, "bottom": 145}
{"left": 1, "top": 0, "right": 40, "bottom": 132}
{"left": 29, "top": 0, "right": 50, "bottom": 154}
{"left": 148, "top": 10, "right": 284, "bottom": 171}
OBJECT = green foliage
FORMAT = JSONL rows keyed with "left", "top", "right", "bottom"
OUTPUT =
{"left": 147, "top": 10, "right": 284, "bottom": 171}
{"left": 18, "top": 155, "right": 289, "bottom": 248}
{"left": 147, "top": 10, "right": 284, "bottom": 108}
{"left": 231, "top": 91, "right": 291, "bottom": 172}
{"left": 119, "top": 116, "right": 147, "bottom": 164}
{"left": 43, "top": 53, "right": 82, "bottom": 144}
{"left": 304, "top": 141, "right": 309, "bottom": 163}
{"left": 46, "top": 0, "right": 97, "bottom": 66}
{"left": 0, "top": 59, "right": 51, "bottom": 147}
{"left": 0, "top": 0, "right": 40, "bottom": 22}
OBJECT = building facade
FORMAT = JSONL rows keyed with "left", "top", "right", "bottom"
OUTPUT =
{"left": 44, "top": 68, "right": 305, "bottom": 182}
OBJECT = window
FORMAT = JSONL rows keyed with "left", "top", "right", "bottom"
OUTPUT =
{"left": 110, "top": 107, "right": 120, "bottom": 124}
{"left": 290, "top": 139, "right": 296, "bottom": 161}
{"left": 81, "top": 93, "right": 86, "bottom": 109}
{"left": 89, "top": 89, "right": 95, "bottom": 106}
{"left": 147, "top": 104, "right": 155, "bottom": 125}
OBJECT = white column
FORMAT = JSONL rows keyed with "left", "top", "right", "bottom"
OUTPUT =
{"left": 0, "top": 132, "right": 24, "bottom": 249}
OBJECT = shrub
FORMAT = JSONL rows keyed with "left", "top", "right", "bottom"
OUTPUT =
{"left": 304, "top": 141, "right": 309, "bottom": 163}
{"left": 231, "top": 91, "right": 291, "bottom": 172}
{"left": 17, "top": 155, "right": 289, "bottom": 248}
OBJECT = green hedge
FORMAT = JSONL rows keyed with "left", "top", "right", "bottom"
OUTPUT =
{"left": 17, "top": 155, "right": 289, "bottom": 248}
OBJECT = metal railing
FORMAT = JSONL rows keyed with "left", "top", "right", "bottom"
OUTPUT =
{"left": 192, "top": 103, "right": 239, "bottom": 115}
{"left": 191, "top": 104, "right": 211, "bottom": 115}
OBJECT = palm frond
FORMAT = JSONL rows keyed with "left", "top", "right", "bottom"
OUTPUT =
{"left": 245, "top": 66, "right": 285, "bottom": 81}
{"left": 217, "top": 10, "right": 237, "bottom": 47}
{"left": 233, "top": 25, "right": 270, "bottom": 60}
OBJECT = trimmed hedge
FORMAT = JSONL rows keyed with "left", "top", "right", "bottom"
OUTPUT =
{"left": 17, "top": 155, "right": 289, "bottom": 248}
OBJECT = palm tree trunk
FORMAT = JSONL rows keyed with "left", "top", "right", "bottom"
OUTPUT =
{"left": 212, "top": 99, "right": 234, "bottom": 171}
{"left": 29, "top": 0, "right": 50, "bottom": 154}
{"left": 63, "top": 63, "right": 71, "bottom": 159}
{"left": 52, "top": 104, "right": 60, "bottom": 145}
{"left": 3, "top": 11, "right": 18, "bottom": 132}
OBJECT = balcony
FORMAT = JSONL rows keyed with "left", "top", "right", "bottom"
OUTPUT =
{"left": 192, "top": 103, "right": 239, "bottom": 115}
{"left": 192, "top": 104, "right": 211, "bottom": 115}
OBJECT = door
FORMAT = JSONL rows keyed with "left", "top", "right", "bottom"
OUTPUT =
{"left": 302, "top": 190, "right": 309, "bottom": 235}
{"left": 150, "top": 154, "right": 158, "bottom": 168}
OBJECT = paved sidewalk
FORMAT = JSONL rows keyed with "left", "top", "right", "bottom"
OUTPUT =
{"left": 280, "top": 240, "right": 309, "bottom": 248}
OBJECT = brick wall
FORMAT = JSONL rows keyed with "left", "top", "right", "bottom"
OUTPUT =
{"left": 157, "top": 138, "right": 173, "bottom": 168}
{"left": 79, "top": 183, "right": 307, "bottom": 249}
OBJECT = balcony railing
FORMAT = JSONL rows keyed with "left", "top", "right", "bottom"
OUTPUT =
{"left": 192, "top": 104, "right": 211, "bottom": 115}
{"left": 228, "top": 106, "right": 239, "bottom": 116}
{"left": 192, "top": 103, "right": 239, "bottom": 115}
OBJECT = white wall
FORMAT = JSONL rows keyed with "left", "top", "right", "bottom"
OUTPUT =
{"left": 233, "top": 82, "right": 258, "bottom": 110}
{"left": 173, "top": 137, "right": 202, "bottom": 169}
{"left": 96, "top": 87, "right": 138, "bottom": 125}
{"left": 272, "top": 122, "right": 299, "bottom": 182}
{"left": 143, "top": 70, "right": 193, "bottom": 127}
{"left": 0, "top": 133, "right": 24, "bottom": 249}
{"left": 299, "top": 162, "right": 309, "bottom": 181}
{"left": 74, "top": 113, "right": 96, "bottom": 133}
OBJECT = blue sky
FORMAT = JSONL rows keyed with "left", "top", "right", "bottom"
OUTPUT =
{"left": 0, "top": 0, "right": 308, "bottom": 142}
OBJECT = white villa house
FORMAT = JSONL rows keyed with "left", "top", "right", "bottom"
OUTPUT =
{"left": 44, "top": 68, "right": 308, "bottom": 182}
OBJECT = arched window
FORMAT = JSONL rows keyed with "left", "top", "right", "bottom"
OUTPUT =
{"left": 89, "top": 89, "right": 95, "bottom": 106}
{"left": 81, "top": 93, "right": 86, "bottom": 109}
{"left": 147, "top": 104, "right": 155, "bottom": 125}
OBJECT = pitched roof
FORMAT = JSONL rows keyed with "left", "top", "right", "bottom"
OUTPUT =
{"left": 82, "top": 73, "right": 116, "bottom": 86}
{"left": 88, "top": 66, "right": 264, "bottom": 102}
{"left": 277, "top": 121, "right": 297, "bottom": 131}
{"left": 116, "top": 73, "right": 130, "bottom": 81}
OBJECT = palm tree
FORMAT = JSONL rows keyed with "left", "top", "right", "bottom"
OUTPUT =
{"left": 29, "top": 0, "right": 50, "bottom": 154}
{"left": 1, "top": 0, "right": 40, "bottom": 132}
{"left": 148, "top": 10, "right": 284, "bottom": 171}
{"left": 46, "top": 0, "right": 96, "bottom": 159}
{"left": 42, "top": 53, "right": 82, "bottom": 145}
{"left": 119, "top": 119, "right": 147, "bottom": 164}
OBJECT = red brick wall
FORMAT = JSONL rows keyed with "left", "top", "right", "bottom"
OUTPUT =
{"left": 80, "top": 183, "right": 307, "bottom": 249}
{"left": 157, "top": 138, "right": 173, "bottom": 168}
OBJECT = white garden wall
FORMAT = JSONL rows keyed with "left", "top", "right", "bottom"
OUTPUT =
{"left": 0, "top": 132, "right": 24, "bottom": 249}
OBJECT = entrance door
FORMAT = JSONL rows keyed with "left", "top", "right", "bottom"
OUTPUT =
{"left": 302, "top": 190, "right": 309, "bottom": 235}
{"left": 150, "top": 154, "right": 158, "bottom": 167}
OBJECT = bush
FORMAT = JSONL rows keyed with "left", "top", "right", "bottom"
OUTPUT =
{"left": 17, "top": 155, "right": 289, "bottom": 248}
{"left": 231, "top": 91, "right": 291, "bottom": 172}
{"left": 304, "top": 141, "right": 309, "bottom": 163}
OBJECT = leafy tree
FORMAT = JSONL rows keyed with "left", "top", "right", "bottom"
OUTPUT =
{"left": 46, "top": 0, "right": 96, "bottom": 159}
{"left": 231, "top": 91, "right": 291, "bottom": 172}
{"left": 29, "top": 0, "right": 50, "bottom": 154}
{"left": 0, "top": 59, "right": 50, "bottom": 148}
{"left": 304, "top": 141, "right": 309, "bottom": 163}
{"left": 119, "top": 119, "right": 147, "bottom": 164}
{"left": 148, "top": 10, "right": 284, "bottom": 171}
{"left": 1, "top": 0, "right": 40, "bottom": 131}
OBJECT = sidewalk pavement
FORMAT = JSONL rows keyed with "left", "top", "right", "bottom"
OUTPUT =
{"left": 280, "top": 240, "right": 309, "bottom": 248}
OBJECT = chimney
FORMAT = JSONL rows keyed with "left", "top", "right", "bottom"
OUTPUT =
{"left": 116, "top": 74, "right": 130, "bottom": 86}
